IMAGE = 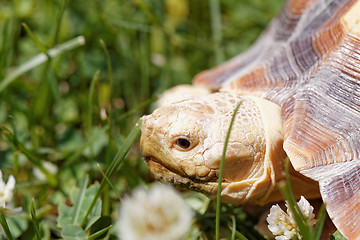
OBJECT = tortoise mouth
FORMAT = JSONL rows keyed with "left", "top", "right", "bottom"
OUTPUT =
{"left": 143, "top": 155, "right": 226, "bottom": 194}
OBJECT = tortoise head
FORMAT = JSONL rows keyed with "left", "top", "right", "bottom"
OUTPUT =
{"left": 140, "top": 92, "right": 287, "bottom": 204}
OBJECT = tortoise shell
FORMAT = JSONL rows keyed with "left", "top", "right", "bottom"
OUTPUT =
{"left": 194, "top": 0, "right": 360, "bottom": 238}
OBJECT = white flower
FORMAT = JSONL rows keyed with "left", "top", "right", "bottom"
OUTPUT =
{"left": 297, "top": 196, "right": 316, "bottom": 226}
{"left": 117, "top": 184, "right": 193, "bottom": 240}
{"left": 267, "top": 204, "right": 297, "bottom": 240}
{"left": 33, "top": 161, "right": 58, "bottom": 180}
{"left": 0, "top": 170, "right": 15, "bottom": 209}
{"left": 267, "top": 196, "right": 316, "bottom": 240}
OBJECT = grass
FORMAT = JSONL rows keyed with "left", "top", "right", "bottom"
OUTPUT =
{"left": 1, "top": 0, "right": 334, "bottom": 239}
{"left": 216, "top": 101, "right": 242, "bottom": 240}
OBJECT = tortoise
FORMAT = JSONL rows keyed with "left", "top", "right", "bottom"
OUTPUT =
{"left": 140, "top": 0, "right": 360, "bottom": 239}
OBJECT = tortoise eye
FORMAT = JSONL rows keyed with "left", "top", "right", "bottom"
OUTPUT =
{"left": 174, "top": 138, "right": 192, "bottom": 150}
{"left": 177, "top": 138, "right": 191, "bottom": 149}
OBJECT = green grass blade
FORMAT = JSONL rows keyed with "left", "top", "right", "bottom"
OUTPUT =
{"left": 140, "top": 31, "right": 150, "bottom": 101}
{"left": 80, "top": 119, "right": 142, "bottom": 227}
{"left": 117, "top": 96, "right": 158, "bottom": 122}
{"left": 0, "top": 124, "right": 58, "bottom": 186}
{"left": 9, "top": 116, "right": 19, "bottom": 179}
{"left": 209, "top": 0, "right": 224, "bottom": 64}
{"left": 134, "top": 0, "right": 163, "bottom": 28}
{"left": 216, "top": 102, "right": 242, "bottom": 240}
{"left": 285, "top": 160, "right": 311, "bottom": 228}
{"left": 280, "top": 158, "right": 312, "bottom": 239}
{"left": 21, "top": 19, "right": 68, "bottom": 104}
{"left": 0, "top": 213, "right": 13, "bottom": 240}
{"left": 234, "top": 230, "right": 249, "bottom": 240}
{"left": 313, "top": 203, "right": 326, "bottom": 240}
{"left": 12, "top": 146, "right": 19, "bottom": 179}
{"left": 30, "top": 199, "right": 42, "bottom": 240}
{"left": 0, "top": 35, "right": 85, "bottom": 93}
{"left": 99, "top": 40, "right": 114, "bottom": 159}
{"left": 230, "top": 216, "right": 236, "bottom": 240}
{"left": 88, "top": 70, "right": 99, "bottom": 133}
{"left": 51, "top": 0, "right": 67, "bottom": 46}
{"left": 44, "top": 65, "right": 61, "bottom": 103}
{"left": 88, "top": 225, "right": 112, "bottom": 240}
{"left": 100, "top": 39, "right": 113, "bottom": 216}
{"left": 330, "top": 231, "right": 347, "bottom": 240}
{"left": 111, "top": 19, "right": 151, "bottom": 32}
{"left": 108, "top": 119, "right": 142, "bottom": 176}
{"left": 99, "top": 39, "right": 114, "bottom": 163}
{"left": 23, "top": 21, "right": 61, "bottom": 105}
{"left": 284, "top": 159, "right": 300, "bottom": 208}
{"left": 87, "top": 70, "right": 100, "bottom": 171}
{"left": 96, "top": 163, "right": 121, "bottom": 199}
{"left": 22, "top": 23, "right": 48, "bottom": 54}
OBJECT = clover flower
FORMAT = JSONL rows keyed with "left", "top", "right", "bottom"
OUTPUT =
{"left": 267, "top": 196, "right": 316, "bottom": 240}
{"left": 0, "top": 170, "right": 15, "bottom": 209}
{"left": 296, "top": 196, "right": 316, "bottom": 226}
{"left": 117, "top": 183, "right": 193, "bottom": 240}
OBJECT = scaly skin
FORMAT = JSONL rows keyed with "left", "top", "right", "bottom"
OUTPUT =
{"left": 140, "top": 91, "right": 320, "bottom": 205}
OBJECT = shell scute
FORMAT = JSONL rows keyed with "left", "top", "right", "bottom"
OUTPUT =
{"left": 193, "top": 0, "right": 360, "bottom": 238}
{"left": 284, "top": 30, "right": 360, "bottom": 171}
{"left": 318, "top": 162, "right": 360, "bottom": 238}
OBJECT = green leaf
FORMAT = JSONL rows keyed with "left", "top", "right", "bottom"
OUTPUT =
{"left": 330, "top": 230, "right": 347, "bottom": 240}
{"left": 61, "top": 225, "right": 87, "bottom": 240}
{"left": 6, "top": 212, "right": 28, "bottom": 239}
{"left": 83, "top": 127, "right": 108, "bottom": 158}
{"left": 58, "top": 177, "right": 101, "bottom": 229}
{"left": 54, "top": 98, "right": 80, "bottom": 123}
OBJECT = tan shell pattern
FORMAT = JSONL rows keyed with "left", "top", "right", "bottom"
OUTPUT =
{"left": 194, "top": 0, "right": 360, "bottom": 239}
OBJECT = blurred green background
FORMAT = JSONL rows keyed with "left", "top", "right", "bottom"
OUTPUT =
{"left": 0, "top": 0, "right": 284, "bottom": 239}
